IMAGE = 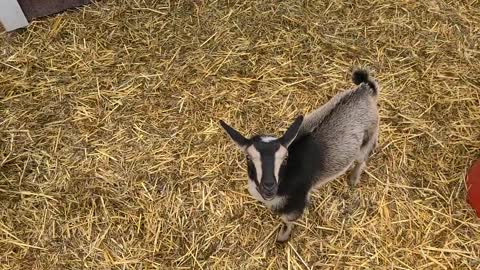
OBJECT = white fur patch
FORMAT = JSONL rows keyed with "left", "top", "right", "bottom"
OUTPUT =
{"left": 247, "top": 178, "right": 264, "bottom": 202}
{"left": 260, "top": 136, "right": 277, "bottom": 142}
{"left": 247, "top": 178, "right": 286, "bottom": 210}
{"left": 274, "top": 146, "right": 288, "bottom": 183}
{"left": 246, "top": 145, "right": 262, "bottom": 183}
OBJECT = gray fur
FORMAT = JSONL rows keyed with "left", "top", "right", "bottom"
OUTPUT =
{"left": 275, "top": 72, "right": 379, "bottom": 241}
{"left": 303, "top": 83, "right": 379, "bottom": 188}
{"left": 220, "top": 69, "right": 380, "bottom": 242}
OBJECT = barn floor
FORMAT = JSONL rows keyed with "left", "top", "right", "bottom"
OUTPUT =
{"left": 1, "top": 0, "right": 480, "bottom": 269}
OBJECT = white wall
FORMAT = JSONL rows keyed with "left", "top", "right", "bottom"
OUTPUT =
{"left": 0, "top": 0, "right": 28, "bottom": 31}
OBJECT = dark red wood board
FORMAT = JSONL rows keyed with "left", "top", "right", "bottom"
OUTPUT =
{"left": 18, "top": 0, "right": 91, "bottom": 21}
{"left": 467, "top": 159, "right": 480, "bottom": 218}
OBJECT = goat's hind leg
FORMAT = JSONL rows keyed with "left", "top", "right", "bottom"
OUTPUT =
{"left": 348, "top": 160, "right": 366, "bottom": 188}
{"left": 348, "top": 128, "right": 378, "bottom": 188}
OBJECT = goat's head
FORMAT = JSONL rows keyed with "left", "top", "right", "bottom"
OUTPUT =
{"left": 219, "top": 116, "right": 304, "bottom": 200}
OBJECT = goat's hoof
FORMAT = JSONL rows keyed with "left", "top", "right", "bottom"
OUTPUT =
{"left": 276, "top": 226, "right": 291, "bottom": 243}
{"left": 348, "top": 177, "right": 360, "bottom": 189}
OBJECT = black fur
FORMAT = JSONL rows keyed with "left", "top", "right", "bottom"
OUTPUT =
{"left": 352, "top": 69, "right": 378, "bottom": 96}
{"left": 253, "top": 137, "right": 280, "bottom": 189}
{"left": 219, "top": 120, "right": 249, "bottom": 147}
{"left": 275, "top": 133, "right": 326, "bottom": 216}
{"left": 279, "top": 116, "right": 304, "bottom": 147}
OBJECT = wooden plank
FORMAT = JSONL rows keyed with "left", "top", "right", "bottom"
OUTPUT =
{"left": 0, "top": 0, "right": 29, "bottom": 31}
{"left": 18, "top": 0, "right": 91, "bottom": 21}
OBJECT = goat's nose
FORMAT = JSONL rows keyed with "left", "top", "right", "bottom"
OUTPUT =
{"left": 263, "top": 181, "right": 276, "bottom": 192}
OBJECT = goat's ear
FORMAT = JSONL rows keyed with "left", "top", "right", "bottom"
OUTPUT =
{"left": 279, "top": 115, "right": 304, "bottom": 148}
{"left": 219, "top": 120, "right": 249, "bottom": 150}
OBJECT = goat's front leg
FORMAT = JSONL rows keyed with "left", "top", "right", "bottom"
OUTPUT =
{"left": 277, "top": 214, "right": 296, "bottom": 242}
{"left": 276, "top": 192, "right": 308, "bottom": 242}
{"left": 276, "top": 204, "right": 307, "bottom": 242}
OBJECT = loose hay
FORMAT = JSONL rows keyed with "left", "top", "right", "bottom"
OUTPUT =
{"left": 1, "top": 0, "right": 480, "bottom": 269}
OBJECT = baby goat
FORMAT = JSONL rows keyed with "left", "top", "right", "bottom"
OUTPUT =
{"left": 219, "top": 69, "right": 379, "bottom": 242}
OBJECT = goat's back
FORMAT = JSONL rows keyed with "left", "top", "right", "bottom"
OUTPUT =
{"left": 297, "top": 84, "right": 379, "bottom": 183}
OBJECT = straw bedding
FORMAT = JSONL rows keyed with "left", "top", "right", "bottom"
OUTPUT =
{"left": 1, "top": 0, "right": 479, "bottom": 269}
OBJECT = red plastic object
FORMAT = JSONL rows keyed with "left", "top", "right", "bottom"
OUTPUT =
{"left": 466, "top": 159, "right": 480, "bottom": 218}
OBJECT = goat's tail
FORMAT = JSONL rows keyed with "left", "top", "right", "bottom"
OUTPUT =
{"left": 352, "top": 69, "right": 379, "bottom": 96}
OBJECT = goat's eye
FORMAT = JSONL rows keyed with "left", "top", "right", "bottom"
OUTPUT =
{"left": 282, "top": 158, "right": 288, "bottom": 165}
{"left": 246, "top": 155, "right": 252, "bottom": 161}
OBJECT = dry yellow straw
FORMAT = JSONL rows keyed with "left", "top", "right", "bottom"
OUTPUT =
{"left": 1, "top": 0, "right": 479, "bottom": 269}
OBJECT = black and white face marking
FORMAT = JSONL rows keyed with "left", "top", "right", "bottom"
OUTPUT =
{"left": 219, "top": 116, "right": 304, "bottom": 201}
{"left": 245, "top": 136, "right": 289, "bottom": 200}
